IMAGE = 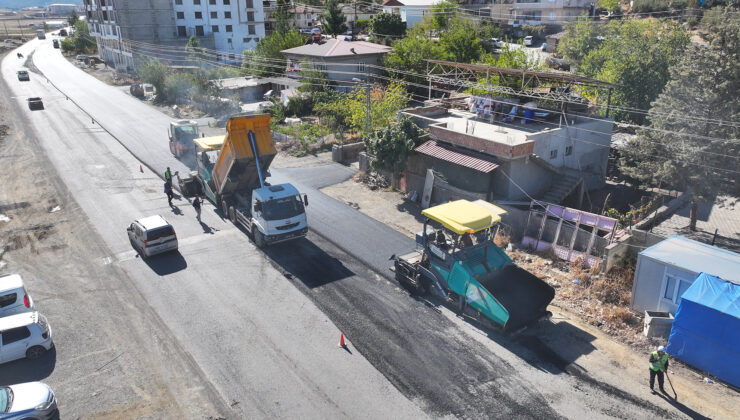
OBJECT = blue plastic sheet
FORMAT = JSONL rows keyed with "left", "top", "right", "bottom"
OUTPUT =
{"left": 667, "top": 273, "right": 740, "bottom": 387}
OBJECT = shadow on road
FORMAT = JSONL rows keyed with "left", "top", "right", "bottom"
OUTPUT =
{"left": 143, "top": 250, "right": 187, "bottom": 275}
{"left": 655, "top": 392, "right": 711, "bottom": 420}
{"left": 0, "top": 346, "right": 57, "bottom": 385}
{"left": 264, "top": 237, "right": 354, "bottom": 288}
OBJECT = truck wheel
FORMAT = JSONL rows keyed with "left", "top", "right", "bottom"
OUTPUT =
{"left": 221, "top": 200, "right": 229, "bottom": 219}
{"left": 26, "top": 345, "right": 47, "bottom": 360}
{"left": 228, "top": 206, "right": 236, "bottom": 223}
{"left": 252, "top": 227, "right": 266, "bottom": 248}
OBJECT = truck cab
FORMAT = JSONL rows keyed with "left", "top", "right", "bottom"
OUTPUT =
{"left": 168, "top": 120, "right": 199, "bottom": 163}
{"left": 250, "top": 184, "right": 308, "bottom": 246}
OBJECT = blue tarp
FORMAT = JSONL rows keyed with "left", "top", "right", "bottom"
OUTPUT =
{"left": 667, "top": 273, "right": 740, "bottom": 387}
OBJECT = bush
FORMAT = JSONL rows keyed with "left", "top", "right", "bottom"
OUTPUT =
{"left": 60, "top": 38, "right": 75, "bottom": 53}
{"left": 163, "top": 73, "right": 193, "bottom": 105}
{"left": 286, "top": 95, "right": 312, "bottom": 117}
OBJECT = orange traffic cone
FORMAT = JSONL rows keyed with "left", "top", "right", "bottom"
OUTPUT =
{"left": 139, "top": 164, "right": 143, "bottom": 173}
{"left": 338, "top": 333, "right": 347, "bottom": 348}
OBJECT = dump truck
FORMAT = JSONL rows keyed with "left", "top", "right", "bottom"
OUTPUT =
{"left": 178, "top": 114, "right": 308, "bottom": 247}
{"left": 392, "top": 200, "right": 555, "bottom": 332}
{"left": 168, "top": 119, "right": 199, "bottom": 163}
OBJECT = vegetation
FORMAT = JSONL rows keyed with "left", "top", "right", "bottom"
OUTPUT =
{"left": 60, "top": 21, "right": 97, "bottom": 54}
{"left": 620, "top": 8, "right": 740, "bottom": 195}
{"left": 597, "top": 0, "right": 622, "bottom": 13}
{"left": 365, "top": 116, "right": 423, "bottom": 174}
{"left": 321, "top": 0, "right": 348, "bottom": 37}
{"left": 137, "top": 58, "right": 168, "bottom": 102}
{"left": 369, "top": 12, "right": 405, "bottom": 45}
{"left": 429, "top": 0, "right": 459, "bottom": 31}
{"left": 243, "top": 30, "right": 304, "bottom": 77}
{"left": 346, "top": 81, "right": 409, "bottom": 138}
{"left": 439, "top": 18, "right": 483, "bottom": 63}
{"left": 67, "top": 10, "right": 79, "bottom": 27}
{"left": 384, "top": 27, "right": 445, "bottom": 93}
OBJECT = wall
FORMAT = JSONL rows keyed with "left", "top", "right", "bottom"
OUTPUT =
{"left": 285, "top": 54, "right": 387, "bottom": 91}
{"left": 631, "top": 256, "right": 697, "bottom": 314}
{"left": 429, "top": 124, "right": 535, "bottom": 159}
{"left": 499, "top": 156, "right": 553, "bottom": 200}
{"left": 602, "top": 230, "right": 664, "bottom": 273}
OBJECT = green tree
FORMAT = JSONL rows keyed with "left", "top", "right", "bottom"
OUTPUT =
{"left": 186, "top": 35, "right": 206, "bottom": 63}
{"left": 365, "top": 116, "right": 423, "bottom": 174}
{"left": 67, "top": 10, "right": 79, "bottom": 27}
{"left": 597, "top": 0, "right": 621, "bottom": 13}
{"left": 163, "top": 73, "right": 193, "bottom": 105}
{"left": 430, "top": 0, "right": 458, "bottom": 31}
{"left": 73, "top": 21, "right": 96, "bottom": 53}
{"left": 369, "top": 12, "right": 405, "bottom": 45}
{"left": 347, "top": 81, "right": 409, "bottom": 138}
{"left": 619, "top": 8, "right": 740, "bottom": 195}
{"left": 244, "top": 30, "right": 304, "bottom": 77}
{"left": 439, "top": 18, "right": 483, "bottom": 63}
{"left": 298, "top": 62, "right": 336, "bottom": 93}
{"left": 557, "top": 18, "right": 604, "bottom": 63}
{"left": 321, "top": 0, "right": 348, "bottom": 37}
{"left": 137, "top": 58, "right": 168, "bottom": 102}
{"left": 273, "top": 0, "right": 294, "bottom": 35}
{"left": 384, "top": 27, "right": 445, "bottom": 94}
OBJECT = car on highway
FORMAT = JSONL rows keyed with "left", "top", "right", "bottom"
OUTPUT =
{"left": 127, "top": 215, "right": 179, "bottom": 258}
{"left": 27, "top": 97, "right": 44, "bottom": 111}
{"left": 52, "top": 39, "right": 59, "bottom": 49}
{"left": 0, "top": 382, "right": 59, "bottom": 420}
{"left": 16, "top": 70, "right": 29, "bottom": 81}
{"left": 59, "top": 28, "right": 68, "bottom": 37}
{"left": 0, "top": 311, "right": 53, "bottom": 364}
{"left": 0, "top": 274, "right": 35, "bottom": 318}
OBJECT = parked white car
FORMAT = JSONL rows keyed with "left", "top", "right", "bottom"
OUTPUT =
{"left": 0, "top": 274, "right": 34, "bottom": 318}
{"left": 0, "top": 382, "right": 58, "bottom": 419}
{"left": 0, "top": 312, "right": 53, "bottom": 364}
{"left": 127, "top": 215, "right": 178, "bottom": 258}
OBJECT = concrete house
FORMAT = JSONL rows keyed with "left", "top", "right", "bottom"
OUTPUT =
{"left": 630, "top": 235, "right": 740, "bottom": 315}
{"left": 281, "top": 39, "right": 391, "bottom": 92}
{"left": 487, "top": 0, "right": 594, "bottom": 29}
{"left": 382, "top": 0, "right": 447, "bottom": 28}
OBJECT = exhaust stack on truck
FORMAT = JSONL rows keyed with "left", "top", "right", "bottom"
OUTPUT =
{"left": 178, "top": 114, "right": 308, "bottom": 247}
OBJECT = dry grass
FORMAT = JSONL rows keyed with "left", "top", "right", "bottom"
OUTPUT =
{"left": 493, "top": 229, "right": 510, "bottom": 248}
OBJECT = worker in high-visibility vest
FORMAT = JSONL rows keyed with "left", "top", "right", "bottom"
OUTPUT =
{"left": 649, "top": 345, "right": 670, "bottom": 393}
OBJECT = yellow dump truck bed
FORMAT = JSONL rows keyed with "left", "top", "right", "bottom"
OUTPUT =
{"left": 212, "top": 114, "right": 276, "bottom": 195}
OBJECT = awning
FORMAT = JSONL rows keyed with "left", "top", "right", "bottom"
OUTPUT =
{"left": 422, "top": 199, "right": 507, "bottom": 234}
{"left": 415, "top": 140, "right": 499, "bottom": 173}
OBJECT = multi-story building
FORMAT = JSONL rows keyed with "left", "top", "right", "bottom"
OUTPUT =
{"left": 84, "top": 0, "right": 268, "bottom": 71}
{"left": 487, "top": 0, "right": 594, "bottom": 29}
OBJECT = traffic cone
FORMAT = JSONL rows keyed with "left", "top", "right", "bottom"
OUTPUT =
{"left": 139, "top": 164, "right": 143, "bottom": 173}
{"left": 338, "top": 333, "right": 347, "bottom": 348}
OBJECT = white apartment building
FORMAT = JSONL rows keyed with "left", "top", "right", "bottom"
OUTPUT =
{"left": 173, "top": 0, "right": 266, "bottom": 62}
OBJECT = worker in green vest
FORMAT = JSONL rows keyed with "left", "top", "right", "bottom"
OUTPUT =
{"left": 649, "top": 345, "right": 670, "bottom": 394}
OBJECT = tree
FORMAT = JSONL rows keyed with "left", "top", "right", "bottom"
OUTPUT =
{"left": 186, "top": 35, "right": 206, "bottom": 63}
{"left": 558, "top": 18, "right": 604, "bottom": 63}
{"left": 321, "top": 0, "right": 347, "bottom": 37}
{"left": 619, "top": 8, "right": 740, "bottom": 195}
{"left": 347, "top": 81, "right": 409, "bottom": 138}
{"left": 439, "top": 18, "right": 483, "bottom": 63}
{"left": 383, "top": 27, "right": 445, "bottom": 95}
{"left": 67, "top": 10, "right": 79, "bottom": 27}
{"left": 137, "top": 58, "right": 168, "bottom": 102}
{"left": 597, "top": 0, "right": 621, "bottom": 13}
{"left": 72, "top": 21, "right": 96, "bottom": 53}
{"left": 244, "top": 30, "right": 304, "bottom": 77}
{"left": 430, "top": 0, "right": 458, "bottom": 31}
{"left": 365, "top": 116, "right": 423, "bottom": 175}
{"left": 272, "top": 0, "right": 293, "bottom": 35}
{"left": 369, "top": 12, "right": 405, "bottom": 45}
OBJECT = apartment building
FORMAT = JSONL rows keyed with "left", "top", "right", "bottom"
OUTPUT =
{"left": 487, "top": 0, "right": 594, "bottom": 28}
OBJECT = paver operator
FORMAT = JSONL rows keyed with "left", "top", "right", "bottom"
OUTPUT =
{"left": 649, "top": 345, "right": 670, "bottom": 394}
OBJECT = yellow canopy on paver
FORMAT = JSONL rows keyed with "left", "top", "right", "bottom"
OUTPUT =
{"left": 193, "top": 135, "right": 225, "bottom": 151}
{"left": 421, "top": 199, "right": 507, "bottom": 235}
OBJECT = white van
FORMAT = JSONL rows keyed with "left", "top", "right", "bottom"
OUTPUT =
{"left": 127, "top": 215, "right": 178, "bottom": 258}
{"left": 0, "top": 274, "right": 34, "bottom": 318}
{"left": 0, "top": 312, "right": 53, "bottom": 363}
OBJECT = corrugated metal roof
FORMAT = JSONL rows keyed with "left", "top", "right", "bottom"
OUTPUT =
{"left": 640, "top": 235, "right": 740, "bottom": 284}
{"left": 415, "top": 140, "right": 499, "bottom": 173}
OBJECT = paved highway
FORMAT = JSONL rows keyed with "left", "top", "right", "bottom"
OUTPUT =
{"left": 1, "top": 35, "right": 689, "bottom": 419}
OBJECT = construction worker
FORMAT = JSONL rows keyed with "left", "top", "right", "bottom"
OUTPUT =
{"left": 649, "top": 345, "right": 670, "bottom": 394}
{"left": 164, "top": 180, "right": 174, "bottom": 207}
{"left": 164, "top": 167, "right": 172, "bottom": 183}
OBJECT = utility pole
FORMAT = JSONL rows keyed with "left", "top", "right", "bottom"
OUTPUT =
{"left": 3, "top": 22, "right": 10, "bottom": 38}
{"left": 365, "top": 79, "right": 371, "bottom": 137}
{"left": 17, "top": 19, "right": 26, "bottom": 40}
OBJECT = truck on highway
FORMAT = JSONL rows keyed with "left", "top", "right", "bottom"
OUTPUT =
{"left": 391, "top": 200, "right": 555, "bottom": 332}
{"left": 36, "top": 30, "right": 46, "bottom": 40}
{"left": 178, "top": 114, "right": 308, "bottom": 247}
{"left": 168, "top": 119, "right": 199, "bottom": 162}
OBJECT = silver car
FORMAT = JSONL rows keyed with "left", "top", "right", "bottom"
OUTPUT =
{"left": 0, "top": 382, "right": 58, "bottom": 419}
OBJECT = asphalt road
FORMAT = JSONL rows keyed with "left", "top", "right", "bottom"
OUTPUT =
{"left": 2, "top": 35, "right": 691, "bottom": 419}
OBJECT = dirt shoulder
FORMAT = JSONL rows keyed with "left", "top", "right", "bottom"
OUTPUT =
{"left": 320, "top": 173, "right": 740, "bottom": 420}
{"left": 0, "top": 52, "right": 225, "bottom": 419}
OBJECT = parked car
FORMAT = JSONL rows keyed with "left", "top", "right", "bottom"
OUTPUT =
{"left": 75, "top": 54, "right": 87, "bottom": 63}
{"left": 127, "top": 215, "right": 178, "bottom": 258}
{"left": 546, "top": 56, "right": 571, "bottom": 71}
{"left": 524, "top": 36, "right": 533, "bottom": 46}
{"left": 491, "top": 38, "right": 504, "bottom": 49}
{"left": 0, "top": 382, "right": 58, "bottom": 419}
{"left": 16, "top": 70, "right": 29, "bottom": 81}
{"left": 52, "top": 39, "right": 59, "bottom": 49}
{"left": 59, "top": 28, "right": 67, "bottom": 37}
{"left": 0, "top": 311, "right": 53, "bottom": 364}
{"left": 27, "top": 97, "right": 44, "bottom": 111}
{"left": 0, "top": 274, "right": 34, "bottom": 318}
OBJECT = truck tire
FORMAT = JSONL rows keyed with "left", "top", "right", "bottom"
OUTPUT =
{"left": 252, "top": 226, "right": 266, "bottom": 248}
{"left": 228, "top": 206, "right": 236, "bottom": 223}
{"left": 221, "top": 199, "right": 229, "bottom": 219}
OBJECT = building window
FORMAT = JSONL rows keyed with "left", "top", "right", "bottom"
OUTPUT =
{"left": 254, "top": 37, "right": 260, "bottom": 42}
{"left": 224, "top": 0, "right": 231, "bottom": 4}
{"left": 549, "top": 149, "right": 557, "bottom": 159}
{"left": 210, "top": 11, "right": 217, "bottom": 18}
{"left": 549, "top": 12, "right": 556, "bottom": 20}
{"left": 565, "top": 145, "right": 573, "bottom": 156}
{"left": 224, "top": 11, "right": 232, "bottom": 18}
{"left": 357, "top": 62, "right": 366, "bottom": 72}
{"left": 176, "top": 11, "right": 184, "bottom": 19}
{"left": 247, "top": 11, "right": 254, "bottom": 21}
{"left": 243, "top": 37, "right": 250, "bottom": 43}
{"left": 248, "top": 24, "right": 255, "bottom": 35}
{"left": 212, "top": 25, "right": 219, "bottom": 32}
{"left": 194, "top": 0, "right": 201, "bottom": 4}
{"left": 195, "top": 11, "right": 203, "bottom": 19}
{"left": 209, "top": 0, "right": 216, "bottom": 4}
{"left": 662, "top": 275, "right": 692, "bottom": 304}
{"left": 195, "top": 25, "right": 204, "bottom": 36}
{"left": 230, "top": 54, "right": 236, "bottom": 61}
{"left": 175, "top": 0, "right": 182, "bottom": 4}
{"left": 177, "top": 26, "right": 187, "bottom": 36}
{"left": 246, "top": 0, "right": 254, "bottom": 7}
{"left": 663, "top": 276, "right": 676, "bottom": 299}
{"left": 227, "top": 38, "right": 232, "bottom": 43}
{"left": 226, "top": 24, "right": 233, "bottom": 32}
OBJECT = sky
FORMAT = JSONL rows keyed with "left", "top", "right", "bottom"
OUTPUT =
{"left": 0, "top": 0, "right": 82, "bottom": 9}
